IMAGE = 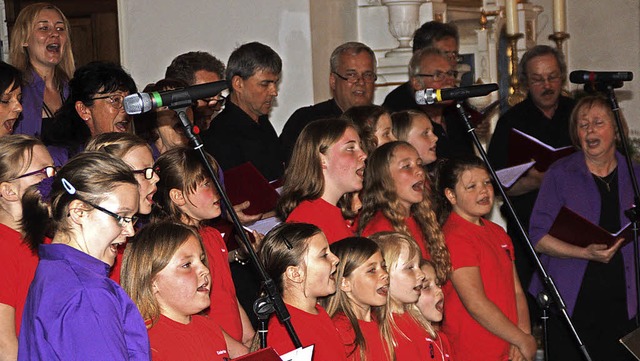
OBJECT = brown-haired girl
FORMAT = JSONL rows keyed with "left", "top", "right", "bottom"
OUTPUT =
{"left": 152, "top": 147, "right": 255, "bottom": 346}
{"left": 258, "top": 222, "right": 347, "bottom": 360}
{"left": 277, "top": 118, "right": 366, "bottom": 243}
{"left": 121, "top": 221, "right": 247, "bottom": 360}
{"left": 0, "top": 134, "right": 54, "bottom": 359}
{"left": 358, "top": 141, "right": 451, "bottom": 282}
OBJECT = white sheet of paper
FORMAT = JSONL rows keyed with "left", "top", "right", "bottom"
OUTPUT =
{"left": 243, "top": 216, "right": 282, "bottom": 235}
{"left": 280, "top": 345, "right": 314, "bottom": 361}
{"left": 495, "top": 161, "right": 536, "bottom": 188}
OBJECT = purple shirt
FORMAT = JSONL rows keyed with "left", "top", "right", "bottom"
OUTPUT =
{"left": 529, "top": 151, "right": 640, "bottom": 318}
{"left": 18, "top": 244, "right": 150, "bottom": 360}
{"left": 14, "top": 70, "right": 70, "bottom": 137}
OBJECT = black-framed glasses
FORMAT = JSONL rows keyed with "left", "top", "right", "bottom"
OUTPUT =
{"left": 415, "top": 70, "right": 459, "bottom": 82}
{"left": 332, "top": 71, "right": 378, "bottom": 84}
{"left": 13, "top": 166, "right": 56, "bottom": 180}
{"left": 90, "top": 94, "right": 125, "bottom": 110}
{"left": 61, "top": 178, "right": 138, "bottom": 227}
{"left": 132, "top": 167, "right": 156, "bottom": 180}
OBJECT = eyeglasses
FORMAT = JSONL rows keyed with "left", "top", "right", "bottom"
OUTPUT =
{"left": 528, "top": 74, "right": 562, "bottom": 87}
{"left": 415, "top": 70, "right": 459, "bottom": 82}
{"left": 61, "top": 178, "right": 138, "bottom": 227}
{"left": 332, "top": 71, "right": 378, "bottom": 84}
{"left": 13, "top": 166, "right": 56, "bottom": 180}
{"left": 90, "top": 94, "right": 125, "bottom": 110}
{"left": 132, "top": 167, "right": 156, "bottom": 180}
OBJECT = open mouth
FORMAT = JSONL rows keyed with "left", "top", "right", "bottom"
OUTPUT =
{"left": 585, "top": 139, "right": 600, "bottom": 148}
{"left": 3, "top": 119, "right": 16, "bottom": 133}
{"left": 114, "top": 120, "right": 130, "bottom": 133}
{"left": 46, "top": 43, "right": 61, "bottom": 52}
{"left": 412, "top": 180, "right": 424, "bottom": 192}
{"left": 356, "top": 167, "right": 365, "bottom": 178}
{"left": 435, "top": 299, "right": 444, "bottom": 313}
{"left": 213, "top": 198, "right": 220, "bottom": 207}
{"left": 376, "top": 285, "right": 389, "bottom": 297}
{"left": 109, "top": 241, "right": 126, "bottom": 253}
{"left": 413, "top": 284, "right": 422, "bottom": 294}
{"left": 478, "top": 196, "right": 491, "bottom": 206}
{"left": 197, "top": 278, "right": 210, "bottom": 293}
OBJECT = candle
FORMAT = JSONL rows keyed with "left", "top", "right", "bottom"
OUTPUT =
{"left": 505, "top": 0, "right": 518, "bottom": 35}
{"left": 553, "top": 0, "right": 566, "bottom": 33}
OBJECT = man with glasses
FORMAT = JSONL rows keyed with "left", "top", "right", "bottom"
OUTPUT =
{"left": 383, "top": 21, "right": 460, "bottom": 113}
{"left": 487, "top": 45, "right": 575, "bottom": 300}
{"left": 165, "top": 51, "right": 226, "bottom": 131}
{"left": 279, "top": 42, "right": 376, "bottom": 163}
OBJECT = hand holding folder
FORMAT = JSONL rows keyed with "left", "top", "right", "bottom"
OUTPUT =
{"left": 548, "top": 206, "right": 633, "bottom": 248}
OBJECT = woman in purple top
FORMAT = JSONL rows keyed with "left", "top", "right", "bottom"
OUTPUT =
{"left": 9, "top": 3, "right": 74, "bottom": 138}
{"left": 18, "top": 152, "right": 150, "bottom": 360}
{"left": 529, "top": 95, "right": 638, "bottom": 361}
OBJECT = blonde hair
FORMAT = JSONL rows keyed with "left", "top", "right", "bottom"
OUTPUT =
{"left": 322, "top": 237, "right": 394, "bottom": 361}
{"left": 359, "top": 141, "right": 451, "bottom": 282}
{"left": 85, "top": 132, "right": 150, "bottom": 159}
{"left": 121, "top": 221, "right": 205, "bottom": 328}
{"left": 10, "top": 2, "right": 75, "bottom": 85}
{"left": 370, "top": 232, "right": 437, "bottom": 339}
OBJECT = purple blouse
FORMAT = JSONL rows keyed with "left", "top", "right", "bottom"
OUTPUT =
{"left": 18, "top": 244, "right": 150, "bottom": 360}
{"left": 529, "top": 151, "right": 640, "bottom": 318}
{"left": 14, "top": 70, "right": 70, "bottom": 137}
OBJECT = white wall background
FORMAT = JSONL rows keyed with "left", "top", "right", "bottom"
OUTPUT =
{"left": 118, "top": 0, "right": 314, "bottom": 133}
{"left": 118, "top": 0, "right": 640, "bottom": 134}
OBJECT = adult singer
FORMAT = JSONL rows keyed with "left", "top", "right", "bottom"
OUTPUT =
{"left": 529, "top": 95, "right": 637, "bottom": 361}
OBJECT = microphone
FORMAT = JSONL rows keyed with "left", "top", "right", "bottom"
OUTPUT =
{"left": 569, "top": 70, "right": 633, "bottom": 84}
{"left": 415, "top": 83, "right": 499, "bottom": 105}
{"left": 123, "top": 80, "right": 228, "bottom": 114}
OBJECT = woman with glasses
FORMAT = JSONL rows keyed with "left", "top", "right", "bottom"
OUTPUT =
{"left": 18, "top": 151, "right": 150, "bottom": 360}
{"left": 44, "top": 61, "right": 138, "bottom": 167}
{"left": 9, "top": 3, "right": 74, "bottom": 139}
{"left": 0, "top": 134, "right": 54, "bottom": 360}
{"left": 85, "top": 132, "right": 160, "bottom": 284}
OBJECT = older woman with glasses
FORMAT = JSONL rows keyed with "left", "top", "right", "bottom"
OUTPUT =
{"left": 529, "top": 95, "right": 637, "bottom": 361}
{"left": 18, "top": 151, "right": 150, "bottom": 360}
{"left": 44, "top": 61, "right": 138, "bottom": 167}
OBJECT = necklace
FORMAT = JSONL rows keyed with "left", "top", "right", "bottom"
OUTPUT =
{"left": 593, "top": 167, "right": 618, "bottom": 192}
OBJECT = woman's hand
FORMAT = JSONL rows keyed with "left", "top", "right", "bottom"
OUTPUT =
{"left": 583, "top": 237, "right": 624, "bottom": 263}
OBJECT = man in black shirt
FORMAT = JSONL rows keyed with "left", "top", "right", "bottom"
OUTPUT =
{"left": 202, "top": 42, "right": 284, "bottom": 182}
{"left": 488, "top": 45, "right": 575, "bottom": 292}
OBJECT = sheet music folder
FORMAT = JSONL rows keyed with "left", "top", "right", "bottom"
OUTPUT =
{"left": 548, "top": 206, "right": 633, "bottom": 248}
{"left": 223, "top": 162, "right": 280, "bottom": 215}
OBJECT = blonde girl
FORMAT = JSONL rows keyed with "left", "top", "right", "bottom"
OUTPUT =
{"left": 359, "top": 141, "right": 451, "bottom": 282}
{"left": 323, "top": 236, "right": 394, "bottom": 361}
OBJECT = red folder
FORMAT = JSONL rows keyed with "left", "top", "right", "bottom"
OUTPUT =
{"left": 231, "top": 347, "right": 281, "bottom": 361}
{"left": 223, "top": 162, "right": 280, "bottom": 215}
{"left": 507, "top": 129, "right": 575, "bottom": 171}
{"left": 548, "top": 206, "right": 633, "bottom": 248}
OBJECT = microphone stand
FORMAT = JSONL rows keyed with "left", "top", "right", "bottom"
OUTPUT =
{"left": 453, "top": 100, "right": 593, "bottom": 361}
{"left": 170, "top": 97, "right": 302, "bottom": 350}
{"left": 604, "top": 84, "right": 640, "bottom": 327}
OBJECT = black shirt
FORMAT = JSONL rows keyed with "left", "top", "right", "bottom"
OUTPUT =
{"left": 202, "top": 100, "right": 284, "bottom": 181}
{"left": 279, "top": 98, "right": 343, "bottom": 164}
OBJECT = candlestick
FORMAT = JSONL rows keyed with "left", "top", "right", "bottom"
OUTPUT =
{"left": 505, "top": 0, "right": 518, "bottom": 35}
{"left": 553, "top": 0, "right": 566, "bottom": 33}
{"left": 506, "top": 33, "right": 526, "bottom": 106}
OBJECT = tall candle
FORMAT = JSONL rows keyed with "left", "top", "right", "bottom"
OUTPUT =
{"left": 553, "top": 0, "right": 566, "bottom": 33}
{"left": 505, "top": 0, "right": 518, "bottom": 35}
